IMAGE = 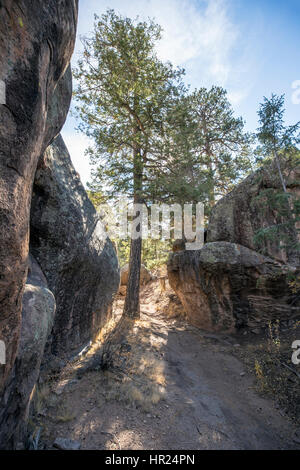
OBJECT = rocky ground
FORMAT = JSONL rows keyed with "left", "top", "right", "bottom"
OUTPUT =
{"left": 29, "top": 279, "right": 300, "bottom": 450}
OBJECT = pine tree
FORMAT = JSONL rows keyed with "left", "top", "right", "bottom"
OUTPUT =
{"left": 151, "top": 86, "right": 253, "bottom": 211}
{"left": 73, "top": 9, "right": 184, "bottom": 319}
{"left": 189, "top": 87, "right": 253, "bottom": 207}
{"left": 255, "top": 94, "right": 300, "bottom": 265}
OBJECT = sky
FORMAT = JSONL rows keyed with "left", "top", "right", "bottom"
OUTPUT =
{"left": 61, "top": 0, "right": 300, "bottom": 186}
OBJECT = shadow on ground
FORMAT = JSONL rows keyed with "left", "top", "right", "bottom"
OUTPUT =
{"left": 31, "top": 280, "right": 299, "bottom": 450}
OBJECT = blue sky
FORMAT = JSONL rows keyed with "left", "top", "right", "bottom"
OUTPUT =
{"left": 62, "top": 0, "right": 300, "bottom": 185}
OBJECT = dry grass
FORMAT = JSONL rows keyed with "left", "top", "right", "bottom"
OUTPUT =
{"left": 86, "top": 311, "right": 169, "bottom": 413}
{"left": 55, "top": 405, "right": 76, "bottom": 423}
{"left": 32, "top": 384, "right": 50, "bottom": 416}
{"left": 102, "top": 372, "right": 166, "bottom": 412}
{"left": 97, "top": 337, "right": 167, "bottom": 413}
{"left": 254, "top": 359, "right": 267, "bottom": 392}
{"left": 236, "top": 321, "right": 300, "bottom": 424}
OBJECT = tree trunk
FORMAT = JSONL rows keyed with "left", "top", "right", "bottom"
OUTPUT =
{"left": 123, "top": 130, "right": 143, "bottom": 319}
{"left": 274, "top": 152, "right": 287, "bottom": 193}
{"left": 123, "top": 233, "right": 142, "bottom": 319}
{"left": 203, "top": 117, "right": 215, "bottom": 208}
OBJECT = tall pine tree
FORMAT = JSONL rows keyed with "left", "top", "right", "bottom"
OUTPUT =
{"left": 73, "top": 9, "right": 184, "bottom": 319}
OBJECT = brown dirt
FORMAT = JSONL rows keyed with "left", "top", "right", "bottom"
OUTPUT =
{"left": 31, "top": 279, "right": 300, "bottom": 450}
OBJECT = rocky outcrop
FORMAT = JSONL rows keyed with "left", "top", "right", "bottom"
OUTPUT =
{"left": 0, "top": 0, "right": 121, "bottom": 450}
{"left": 120, "top": 263, "right": 153, "bottom": 287}
{"left": 0, "top": 0, "right": 78, "bottom": 392}
{"left": 168, "top": 242, "right": 300, "bottom": 332}
{"left": 0, "top": 0, "right": 79, "bottom": 448}
{"left": 30, "top": 135, "right": 120, "bottom": 356}
{"left": 0, "top": 256, "right": 56, "bottom": 449}
{"left": 207, "top": 160, "right": 300, "bottom": 264}
{"left": 168, "top": 160, "right": 300, "bottom": 333}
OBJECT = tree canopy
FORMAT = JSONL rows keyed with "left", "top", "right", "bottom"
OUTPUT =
{"left": 74, "top": 9, "right": 185, "bottom": 202}
{"left": 74, "top": 9, "right": 255, "bottom": 317}
{"left": 150, "top": 86, "right": 253, "bottom": 211}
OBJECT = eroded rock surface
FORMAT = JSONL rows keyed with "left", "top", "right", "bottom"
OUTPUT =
{"left": 0, "top": 0, "right": 78, "bottom": 391}
{"left": 207, "top": 160, "right": 300, "bottom": 264}
{"left": 30, "top": 135, "right": 120, "bottom": 356}
{"left": 168, "top": 242, "right": 300, "bottom": 332}
{"left": 169, "top": 160, "right": 300, "bottom": 332}
{"left": 0, "top": 0, "right": 78, "bottom": 448}
{"left": 0, "top": 256, "right": 56, "bottom": 449}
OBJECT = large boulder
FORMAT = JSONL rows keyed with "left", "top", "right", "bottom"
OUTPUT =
{"left": 44, "top": 64, "right": 73, "bottom": 147}
{"left": 168, "top": 242, "right": 300, "bottom": 332}
{"left": 0, "top": 0, "right": 78, "bottom": 391}
{"left": 0, "top": 256, "right": 56, "bottom": 449}
{"left": 30, "top": 135, "right": 120, "bottom": 356}
{"left": 207, "top": 160, "right": 300, "bottom": 264}
{"left": 120, "top": 263, "right": 153, "bottom": 287}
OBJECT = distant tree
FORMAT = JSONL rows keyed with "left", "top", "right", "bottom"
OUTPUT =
{"left": 257, "top": 94, "right": 300, "bottom": 191}
{"left": 255, "top": 94, "right": 300, "bottom": 265}
{"left": 116, "top": 238, "right": 171, "bottom": 270}
{"left": 189, "top": 87, "right": 253, "bottom": 207}
{"left": 87, "top": 192, "right": 170, "bottom": 270}
{"left": 74, "top": 9, "right": 185, "bottom": 319}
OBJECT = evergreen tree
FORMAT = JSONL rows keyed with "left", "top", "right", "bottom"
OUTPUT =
{"left": 190, "top": 87, "right": 253, "bottom": 207}
{"left": 151, "top": 86, "right": 253, "bottom": 211}
{"left": 255, "top": 94, "right": 300, "bottom": 265}
{"left": 73, "top": 9, "right": 184, "bottom": 319}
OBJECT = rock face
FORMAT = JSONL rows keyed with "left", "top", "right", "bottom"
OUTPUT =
{"left": 120, "top": 263, "right": 153, "bottom": 287}
{"left": 168, "top": 242, "right": 300, "bottom": 332}
{"left": 44, "top": 64, "right": 73, "bottom": 147}
{"left": 30, "top": 135, "right": 120, "bottom": 356}
{"left": 0, "top": 0, "right": 120, "bottom": 450}
{"left": 0, "top": 256, "right": 56, "bottom": 448}
{"left": 207, "top": 160, "right": 300, "bottom": 264}
{"left": 0, "top": 0, "right": 78, "bottom": 391}
{"left": 53, "top": 437, "right": 81, "bottom": 451}
{"left": 168, "top": 161, "right": 300, "bottom": 333}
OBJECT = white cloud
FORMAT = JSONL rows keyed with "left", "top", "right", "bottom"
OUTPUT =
{"left": 154, "top": 0, "right": 239, "bottom": 86}
{"left": 228, "top": 88, "right": 251, "bottom": 107}
{"left": 64, "top": 0, "right": 255, "bottom": 185}
{"left": 75, "top": 0, "right": 241, "bottom": 87}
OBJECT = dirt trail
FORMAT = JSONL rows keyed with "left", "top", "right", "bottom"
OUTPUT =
{"left": 35, "top": 280, "right": 298, "bottom": 450}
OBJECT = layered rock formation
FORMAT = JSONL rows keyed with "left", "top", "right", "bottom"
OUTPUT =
{"left": 30, "top": 135, "right": 120, "bottom": 356}
{"left": 168, "top": 242, "right": 299, "bottom": 332}
{"left": 168, "top": 162, "right": 300, "bottom": 333}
